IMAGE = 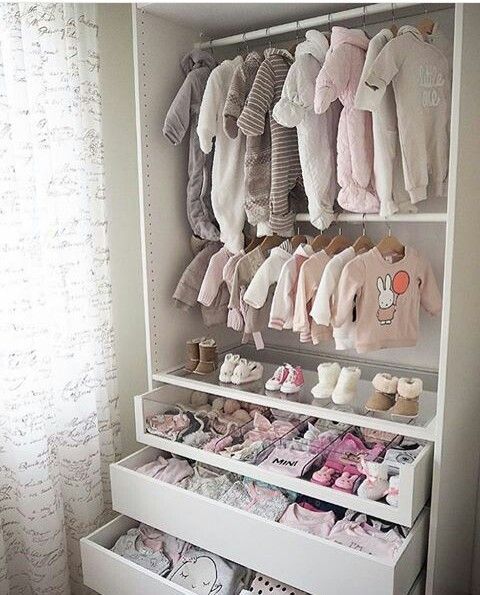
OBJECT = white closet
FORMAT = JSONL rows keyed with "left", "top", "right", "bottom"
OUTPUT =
{"left": 81, "top": 3, "right": 480, "bottom": 595}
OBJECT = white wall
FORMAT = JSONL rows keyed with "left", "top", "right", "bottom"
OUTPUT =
{"left": 98, "top": 4, "right": 148, "bottom": 456}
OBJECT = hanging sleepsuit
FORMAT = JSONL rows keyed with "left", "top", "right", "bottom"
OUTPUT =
{"left": 315, "top": 27, "right": 379, "bottom": 214}
{"left": 273, "top": 30, "right": 339, "bottom": 231}
{"left": 238, "top": 48, "right": 302, "bottom": 237}
{"left": 163, "top": 50, "right": 220, "bottom": 241}
{"left": 197, "top": 56, "right": 246, "bottom": 253}
{"left": 224, "top": 52, "right": 273, "bottom": 236}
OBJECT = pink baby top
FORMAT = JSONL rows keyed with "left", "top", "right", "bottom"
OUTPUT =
{"left": 279, "top": 503, "right": 336, "bottom": 537}
{"left": 325, "top": 432, "right": 385, "bottom": 475}
{"left": 328, "top": 519, "right": 403, "bottom": 560}
{"left": 334, "top": 246, "right": 442, "bottom": 353}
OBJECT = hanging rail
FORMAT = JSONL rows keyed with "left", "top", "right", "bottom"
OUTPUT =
{"left": 295, "top": 212, "right": 447, "bottom": 223}
{"left": 196, "top": 2, "right": 422, "bottom": 48}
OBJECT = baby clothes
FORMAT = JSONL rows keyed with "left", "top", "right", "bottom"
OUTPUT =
{"left": 163, "top": 50, "right": 219, "bottom": 241}
{"left": 243, "top": 244, "right": 293, "bottom": 309}
{"left": 355, "top": 29, "right": 413, "bottom": 217}
{"left": 328, "top": 518, "right": 403, "bottom": 560}
{"left": 311, "top": 246, "right": 357, "bottom": 350}
{"left": 223, "top": 250, "right": 245, "bottom": 331}
{"left": 138, "top": 524, "right": 189, "bottom": 565}
{"left": 279, "top": 503, "right": 335, "bottom": 537}
{"left": 259, "top": 446, "right": 320, "bottom": 478}
{"left": 111, "top": 528, "right": 171, "bottom": 575}
{"left": 168, "top": 545, "right": 246, "bottom": 595}
{"left": 362, "top": 25, "right": 450, "bottom": 205}
{"left": 315, "top": 27, "right": 379, "bottom": 214}
{"left": 273, "top": 30, "right": 338, "bottom": 230}
{"left": 136, "top": 455, "right": 194, "bottom": 485}
{"left": 293, "top": 251, "right": 333, "bottom": 345}
{"left": 180, "top": 464, "right": 234, "bottom": 500}
{"left": 269, "top": 244, "right": 314, "bottom": 331}
{"left": 224, "top": 51, "right": 272, "bottom": 236}
{"left": 198, "top": 246, "right": 232, "bottom": 307}
{"left": 173, "top": 241, "right": 228, "bottom": 327}
{"left": 334, "top": 247, "right": 442, "bottom": 353}
{"left": 248, "top": 573, "right": 307, "bottom": 595}
{"left": 238, "top": 48, "right": 302, "bottom": 236}
{"left": 146, "top": 408, "right": 195, "bottom": 441}
{"left": 220, "top": 480, "right": 289, "bottom": 521}
{"left": 198, "top": 57, "right": 246, "bottom": 253}
{"left": 324, "top": 432, "right": 385, "bottom": 475}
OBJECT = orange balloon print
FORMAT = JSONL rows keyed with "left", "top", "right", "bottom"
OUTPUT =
{"left": 393, "top": 270, "right": 410, "bottom": 295}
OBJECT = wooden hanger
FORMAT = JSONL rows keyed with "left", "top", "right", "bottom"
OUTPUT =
{"left": 352, "top": 216, "right": 374, "bottom": 254}
{"left": 259, "top": 234, "right": 285, "bottom": 255}
{"left": 325, "top": 227, "right": 352, "bottom": 256}
{"left": 417, "top": 4, "right": 435, "bottom": 38}
{"left": 245, "top": 236, "right": 263, "bottom": 253}
{"left": 376, "top": 222, "right": 405, "bottom": 258}
{"left": 291, "top": 235, "right": 307, "bottom": 250}
{"left": 312, "top": 232, "right": 331, "bottom": 252}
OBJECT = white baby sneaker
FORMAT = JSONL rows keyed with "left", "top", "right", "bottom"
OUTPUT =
{"left": 357, "top": 459, "right": 390, "bottom": 501}
{"left": 311, "top": 362, "right": 341, "bottom": 400}
{"left": 265, "top": 364, "right": 291, "bottom": 391}
{"left": 219, "top": 353, "right": 241, "bottom": 383}
{"left": 332, "top": 366, "right": 361, "bottom": 405}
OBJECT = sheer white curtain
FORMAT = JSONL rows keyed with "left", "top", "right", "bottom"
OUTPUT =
{"left": 0, "top": 4, "right": 120, "bottom": 593}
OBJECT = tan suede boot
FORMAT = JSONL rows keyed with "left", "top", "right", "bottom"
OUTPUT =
{"left": 390, "top": 378, "right": 422, "bottom": 419}
{"left": 194, "top": 339, "right": 218, "bottom": 375}
{"left": 185, "top": 337, "right": 204, "bottom": 372}
{"left": 365, "top": 373, "right": 398, "bottom": 412}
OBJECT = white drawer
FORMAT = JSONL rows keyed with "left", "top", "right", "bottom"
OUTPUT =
{"left": 135, "top": 386, "right": 433, "bottom": 526}
{"left": 110, "top": 446, "right": 429, "bottom": 595}
{"left": 80, "top": 515, "right": 191, "bottom": 595}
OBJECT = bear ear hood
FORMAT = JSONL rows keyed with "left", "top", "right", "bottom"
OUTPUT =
{"left": 330, "top": 26, "right": 369, "bottom": 51}
{"left": 295, "top": 29, "right": 329, "bottom": 62}
{"left": 180, "top": 49, "right": 217, "bottom": 74}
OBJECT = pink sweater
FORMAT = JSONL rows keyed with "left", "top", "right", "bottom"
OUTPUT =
{"left": 198, "top": 246, "right": 232, "bottom": 306}
{"left": 334, "top": 247, "right": 442, "bottom": 353}
{"left": 293, "top": 251, "right": 333, "bottom": 344}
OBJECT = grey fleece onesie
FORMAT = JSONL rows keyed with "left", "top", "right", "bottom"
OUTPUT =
{"left": 163, "top": 50, "right": 220, "bottom": 241}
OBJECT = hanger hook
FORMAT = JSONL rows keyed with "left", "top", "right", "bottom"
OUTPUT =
{"left": 265, "top": 26, "right": 272, "bottom": 48}
{"left": 362, "top": 213, "right": 367, "bottom": 236}
{"left": 243, "top": 32, "right": 249, "bottom": 53}
{"left": 328, "top": 13, "right": 332, "bottom": 32}
{"left": 385, "top": 218, "right": 392, "bottom": 237}
{"left": 363, "top": 5, "right": 367, "bottom": 30}
{"left": 296, "top": 20, "right": 300, "bottom": 41}
{"left": 391, "top": 3, "right": 396, "bottom": 23}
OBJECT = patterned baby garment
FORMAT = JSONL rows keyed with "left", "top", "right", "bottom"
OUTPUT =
{"left": 180, "top": 464, "right": 234, "bottom": 500}
{"left": 220, "top": 481, "right": 289, "bottom": 521}
{"left": 248, "top": 573, "right": 306, "bottom": 595}
{"left": 111, "top": 528, "right": 171, "bottom": 575}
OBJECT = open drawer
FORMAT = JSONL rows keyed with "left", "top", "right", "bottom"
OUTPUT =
{"left": 80, "top": 515, "right": 192, "bottom": 595}
{"left": 110, "top": 446, "right": 429, "bottom": 595}
{"left": 135, "top": 386, "right": 433, "bottom": 526}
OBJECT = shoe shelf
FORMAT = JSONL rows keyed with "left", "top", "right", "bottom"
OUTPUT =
{"left": 134, "top": 387, "right": 433, "bottom": 527}
{"left": 152, "top": 346, "right": 438, "bottom": 442}
{"left": 105, "top": 447, "right": 429, "bottom": 595}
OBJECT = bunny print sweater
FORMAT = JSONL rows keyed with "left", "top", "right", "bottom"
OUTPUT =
{"left": 334, "top": 247, "right": 442, "bottom": 353}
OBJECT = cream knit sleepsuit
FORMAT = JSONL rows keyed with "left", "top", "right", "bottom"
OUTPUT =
{"left": 238, "top": 48, "right": 302, "bottom": 237}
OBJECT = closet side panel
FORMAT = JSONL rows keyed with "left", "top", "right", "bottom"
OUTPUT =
{"left": 427, "top": 5, "right": 480, "bottom": 594}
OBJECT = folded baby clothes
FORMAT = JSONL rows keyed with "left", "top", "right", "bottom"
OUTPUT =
{"left": 328, "top": 518, "right": 403, "bottom": 560}
{"left": 279, "top": 502, "right": 335, "bottom": 537}
{"left": 111, "top": 528, "right": 172, "bottom": 575}
{"left": 248, "top": 573, "right": 307, "bottom": 595}
{"left": 259, "top": 446, "right": 320, "bottom": 478}
{"left": 180, "top": 464, "right": 234, "bottom": 500}
{"left": 384, "top": 441, "right": 423, "bottom": 468}
{"left": 146, "top": 407, "right": 202, "bottom": 441}
{"left": 323, "top": 432, "right": 385, "bottom": 475}
{"left": 168, "top": 545, "right": 246, "bottom": 595}
{"left": 220, "top": 480, "right": 289, "bottom": 521}
{"left": 138, "top": 524, "right": 189, "bottom": 565}
{"left": 136, "top": 455, "right": 194, "bottom": 485}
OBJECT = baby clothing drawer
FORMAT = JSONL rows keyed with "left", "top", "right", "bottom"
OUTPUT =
{"left": 134, "top": 386, "right": 433, "bottom": 526}
{"left": 81, "top": 515, "right": 191, "bottom": 595}
{"left": 109, "top": 446, "right": 429, "bottom": 595}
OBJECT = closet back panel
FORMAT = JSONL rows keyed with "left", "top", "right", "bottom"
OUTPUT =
{"left": 134, "top": 9, "right": 237, "bottom": 381}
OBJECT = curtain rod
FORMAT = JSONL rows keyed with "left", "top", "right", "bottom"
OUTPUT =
{"left": 195, "top": 2, "right": 440, "bottom": 48}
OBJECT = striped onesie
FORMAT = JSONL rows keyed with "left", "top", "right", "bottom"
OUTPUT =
{"left": 238, "top": 48, "right": 302, "bottom": 237}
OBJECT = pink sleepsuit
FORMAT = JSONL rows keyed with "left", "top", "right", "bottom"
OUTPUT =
{"left": 315, "top": 27, "right": 379, "bottom": 214}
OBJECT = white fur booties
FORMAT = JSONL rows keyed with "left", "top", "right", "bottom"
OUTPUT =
{"left": 311, "top": 362, "right": 341, "bottom": 400}
{"left": 332, "top": 366, "right": 361, "bottom": 405}
{"left": 357, "top": 459, "right": 390, "bottom": 501}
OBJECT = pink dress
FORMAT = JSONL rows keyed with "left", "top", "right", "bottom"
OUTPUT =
{"left": 315, "top": 27, "right": 379, "bottom": 214}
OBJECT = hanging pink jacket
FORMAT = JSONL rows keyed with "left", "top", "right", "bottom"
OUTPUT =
{"left": 315, "top": 27, "right": 379, "bottom": 214}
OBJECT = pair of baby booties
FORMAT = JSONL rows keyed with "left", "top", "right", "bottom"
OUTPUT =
{"left": 219, "top": 354, "right": 264, "bottom": 385}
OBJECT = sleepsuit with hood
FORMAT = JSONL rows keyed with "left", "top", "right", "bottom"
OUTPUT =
{"left": 273, "top": 30, "right": 339, "bottom": 231}
{"left": 197, "top": 56, "right": 246, "bottom": 253}
{"left": 315, "top": 27, "right": 379, "bottom": 214}
{"left": 362, "top": 26, "right": 450, "bottom": 205}
{"left": 238, "top": 48, "right": 302, "bottom": 237}
{"left": 163, "top": 50, "right": 220, "bottom": 241}
{"left": 223, "top": 52, "right": 272, "bottom": 236}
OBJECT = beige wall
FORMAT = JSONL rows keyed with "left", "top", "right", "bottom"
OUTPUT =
{"left": 98, "top": 4, "right": 148, "bottom": 456}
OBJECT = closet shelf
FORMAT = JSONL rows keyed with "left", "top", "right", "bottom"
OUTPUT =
{"left": 152, "top": 347, "right": 437, "bottom": 441}
{"left": 294, "top": 212, "right": 448, "bottom": 223}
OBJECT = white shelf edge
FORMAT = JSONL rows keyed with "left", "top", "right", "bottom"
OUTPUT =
{"left": 152, "top": 372, "right": 437, "bottom": 442}
{"left": 295, "top": 212, "right": 448, "bottom": 223}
